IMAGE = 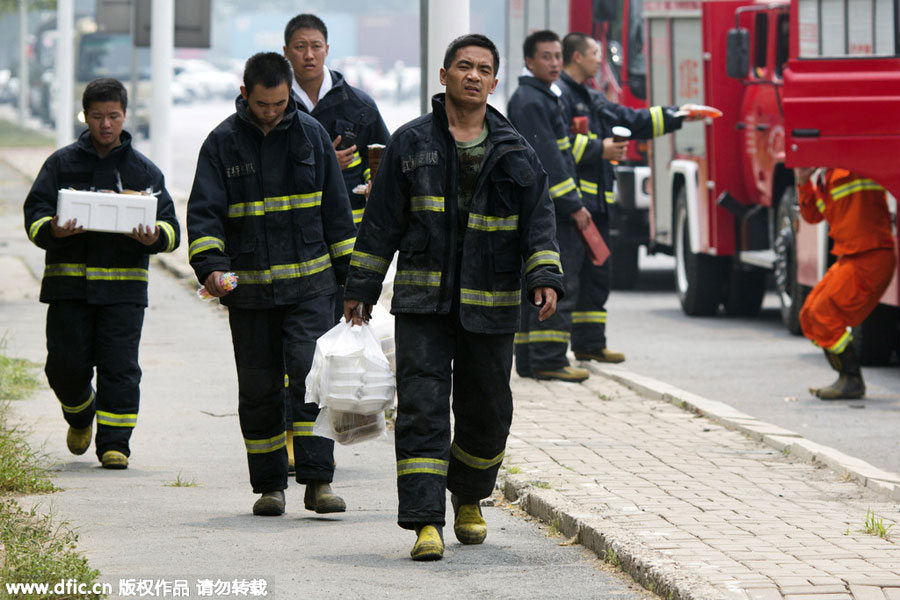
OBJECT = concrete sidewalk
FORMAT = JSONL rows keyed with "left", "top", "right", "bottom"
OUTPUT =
{"left": 3, "top": 147, "right": 900, "bottom": 599}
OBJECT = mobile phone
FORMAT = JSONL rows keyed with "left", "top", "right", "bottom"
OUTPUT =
{"left": 336, "top": 130, "right": 357, "bottom": 151}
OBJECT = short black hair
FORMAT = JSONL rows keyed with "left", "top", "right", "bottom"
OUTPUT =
{"left": 562, "top": 32, "right": 592, "bottom": 65}
{"left": 243, "top": 52, "right": 293, "bottom": 93}
{"left": 82, "top": 77, "right": 127, "bottom": 112}
{"left": 523, "top": 30, "right": 561, "bottom": 59}
{"left": 443, "top": 34, "right": 500, "bottom": 75}
{"left": 284, "top": 13, "right": 328, "bottom": 46}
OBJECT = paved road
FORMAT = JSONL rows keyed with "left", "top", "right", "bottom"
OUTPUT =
{"left": 606, "top": 253, "right": 900, "bottom": 474}
{"left": 2, "top": 160, "right": 653, "bottom": 599}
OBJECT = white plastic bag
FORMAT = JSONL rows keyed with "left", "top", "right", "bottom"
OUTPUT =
{"left": 305, "top": 319, "right": 395, "bottom": 444}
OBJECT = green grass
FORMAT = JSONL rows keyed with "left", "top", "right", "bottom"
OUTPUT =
{"left": 0, "top": 118, "right": 53, "bottom": 147}
{"left": 861, "top": 509, "right": 894, "bottom": 539}
{"left": 0, "top": 349, "right": 105, "bottom": 598}
{"left": 164, "top": 472, "right": 197, "bottom": 488}
{"left": 506, "top": 466, "right": 522, "bottom": 475}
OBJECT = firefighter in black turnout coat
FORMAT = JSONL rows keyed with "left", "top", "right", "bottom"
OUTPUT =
{"left": 187, "top": 53, "right": 356, "bottom": 517}
{"left": 343, "top": 35, "right": 564, "bottom": 561}
{"left": 507, "top": 30, "right": 590, "bottom": 383}
{"left": 557, "top": 33, "right": 689, "bottom": 363}
{"left": 23, "top": 78, "right": 180, "bottom": 470}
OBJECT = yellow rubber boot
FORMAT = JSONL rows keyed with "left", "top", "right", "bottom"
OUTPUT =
{"left": 452, "top": 495, "right": 487, "bottom": 545}
{"left": 285, "top": 429, "right": 295, "bottom": 475}
{"left": 410, "top": 525, "right": 444, "bottom": 561}
{"left": 66, "top": 424, "right": 92, "bottom": 455}
{"left": 100, "top": 450, "right": 128, "bottom": 469}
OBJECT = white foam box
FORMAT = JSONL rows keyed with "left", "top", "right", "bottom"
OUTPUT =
{"left": 57, "top": 189, "right": 156, "bottom": 234}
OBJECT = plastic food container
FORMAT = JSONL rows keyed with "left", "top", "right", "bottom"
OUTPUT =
{"left": 57, "top": 189, "right": 156, "bottom": 233}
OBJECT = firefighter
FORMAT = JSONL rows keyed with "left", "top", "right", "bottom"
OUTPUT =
{"left": 343, "top": 34, "right": 564, "bottom": 561}
{"left": 795, "top": 167, "right": 895, "bottom": 400}
{"left": 23, "top": 77, "right": 180, "bottom": 470}
{"left": 187, "top": 53, "right": 356, "bottom": 516}
{"left": 281, "top": 13, "right": 391, "bottom": 473}
{"left": 558, "top": 33, "right": 692, "bottom": 364}
{"left": 507, "top": 30, "right": 589, "bottom": 383}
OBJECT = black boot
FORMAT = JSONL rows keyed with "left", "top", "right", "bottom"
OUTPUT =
{"left": 810, "top": 346, "right": 865, "bottom": 400}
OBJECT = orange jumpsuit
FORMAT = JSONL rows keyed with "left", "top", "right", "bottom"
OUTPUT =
{"left": 797, "top": 169, "right": 896, "bottom": 352}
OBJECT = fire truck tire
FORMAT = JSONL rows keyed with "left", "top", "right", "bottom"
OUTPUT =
{"left": 723, "top": 266, "right": 765, "bottom": 316}
{"left": 611, "top": 241, "right": 640, "bottom": 290}
{"left": 774, "top": 188, "right": 806, "bottom": 334}
{"left": 674, "top": 192, "right": 723, "bottom": 316}
{"left": 852, "top": 304, "right": 900, "bottom": 366}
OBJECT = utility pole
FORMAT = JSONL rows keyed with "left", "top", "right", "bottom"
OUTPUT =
{"left": 18, "top": 0, "right": 28, "bottom": 124}
{"left": 419, "top": 0, "right": 470, "bottom": 116}
{"left": 150, "top": 0, "right": 173, "bottom": 179}
{"left": 55, "top": 0, "right": 74, "bottom": 148}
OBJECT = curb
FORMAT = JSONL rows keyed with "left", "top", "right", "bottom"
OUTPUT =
{"left": 498, "top": 364, "right": 900, "bottom": 600}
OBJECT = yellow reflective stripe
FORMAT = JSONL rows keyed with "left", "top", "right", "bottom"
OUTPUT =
{"left": 329, "top": 237, "right": 356, "bottom": 259}
{"left": 397, "top": 457, "right": 449, "bottom": 477}
{"left": 363, "top": 168, "right": 372, "bottom": 182}
{"left": 579, "top": 180, "right": 599, "bottom": 196}
{"left": 460, "top": 288, "right": 520, "bottom": 307}
{"left": 243, "top": 432, "right": 286, "bottom": 454}
{"left": 572, "top": 311, "right": 607, "bottom": 324}
{"left": 350, "top": 250, "right": 390, "bottom": 275}
{"left": 467, "top": 213, "right": 518, "bottom": 231}
{"left": 549, "top": 178, "right": 577, "bottom": 199}
{"left": 236, "top": 255, "right": 332, "bottom": 284}
{"left": 228, "top": 192, "right": 322, "bottom": 217}
{"left": 514, "top": 330, "right": 570, "bottom": 344}
{"left": 345, "top": 152, "right": 362, "bottom": 169}
{"left": 189, "top": 236, "right": 225, "bottom": 259}
{"left": 96, "top": 410, "right": 137, "bottom": 428}
{"left": 29, "top": 216, "right": 52, "bottom": 241}
{"left": 830, "top": 179, "right": 884, "bottom": 201}
{"left": 451, "top": 442, "right": 504, "bottom": 470}
{"left": 827, "top": 331, "right": 853, "bottom": 354}
{"left": 284, "top": 374, "right": 289, "bottom": 388}
{"left": 44, "top": 263, "right": 86, "bottom": 277}
{"left": 410, "top": 196, "right": 445, "bottom": 213}
{"left": 556, "top": 137, "right": 572, "bottom": 151}
{"left": 352, "top": 208, "right": 365, "bottom": 224}
{"left": 651, "top": 106, "right": 664, "bottom": 138}
{"left": 395, "top": 269, "right": 441, "bottom": 287}
{"left": 816, "top": 198, "right": 826, "bottom": 214}
{"left": 60, "top": 390, "right": 94, "bottom": 414}
{"left": 86, "top": 267, "right": 149, "bottom": 282}
{"left": 292, "top": 421, "right": 315, "bottom": 437}
{"left": 588, "top": 132, "right": 598, "bottom": 140}
{"left": 156, "top": 221, "right": 177, "bottom": 253}
{"left": 572, "top": 134, "right": 588, "bottom": 165}
{"left": 525, "top": 250, "right": 562, "bottom": 274}
{"left": 605, "top": 190, "right": 615, "bottom": 204}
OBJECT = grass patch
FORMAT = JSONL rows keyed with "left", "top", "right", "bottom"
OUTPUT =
{"left": 0, "top": 349, "right": 105, "bottom": 597}
{"left": 531, "top": 480, "right": 551, "bottom": 489}
{"left": 0, "top": 118, "right": 53, "bottom": 147}
{"left": 861, "top": 509, "right": 893, "bottom": 539}
{"left": 506, "top": 466, "right": 521, "bottom": 475}
{"left": 164, "top": 472, "right": 197, "bottom": 488}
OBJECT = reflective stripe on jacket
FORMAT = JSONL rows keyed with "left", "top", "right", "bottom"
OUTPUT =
{"left": 23, "top": 130, "right": 180, "bottom": 306}
{"left": 344, "top": 94, "right": 565, "bottom": 335}
{"left": 187, "top": 96, "right": 356, "bottom": 308}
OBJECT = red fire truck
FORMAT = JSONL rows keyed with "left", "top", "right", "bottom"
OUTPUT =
{"left": 640, "top": 0, "right": 900, "bottom": 361}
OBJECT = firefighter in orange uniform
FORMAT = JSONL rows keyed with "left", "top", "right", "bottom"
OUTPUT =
{"left": 795, "top": 167, "right": 896, "bottom": 400}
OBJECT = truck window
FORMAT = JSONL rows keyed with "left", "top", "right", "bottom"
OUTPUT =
{"left": 775, "top": 13, "right": 790, "bottom": 77}
{"left": 798, "top": 0, "right": 899, "bottom": 57}
{"left": 77, "top": 33, "right": 150, "bottom": 83}
{"left": 628, "top": 0, "right": 647, "bottom": 99}
{"left": 754, "top": 12, "right": 768, "bottom": 76}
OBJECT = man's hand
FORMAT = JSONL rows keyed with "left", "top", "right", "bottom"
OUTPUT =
{"left": 602, "top": 137, "right": 628, "bottom": 161}
{"left": 794, "top": 167, "right": 814, "bottom": 186}
{"left": 571, "top": 207, "right": 592, "bottom": 231}
{"left": 533, "top": 287, "right": 558, "bottom": 322}
{"left": 203, "top": 271, "right": 232, "bottom": 298}
{"left": 49, "top": 215, "right": 85, "bottom": 238}
{"left": 127, "top": 223, "right": 160, "bottom": 246}
{"left": 332, "top": 135, "right": 358, "bottom": 170}
{"left": 343, "top": 298, "right": 372, "bottom": 326}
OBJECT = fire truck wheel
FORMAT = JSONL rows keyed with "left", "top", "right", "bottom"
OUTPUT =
{"left": 852, "top": 304, "right": 900, "bottom": 366}
{"left": 723, "top": 266, "right": 765, "bottom": 316}
{"left": 674, "top": 191, "right": 724, "bottom": 316}
{"left": 774, "top": 188, "right": 806, "bottom": 334}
